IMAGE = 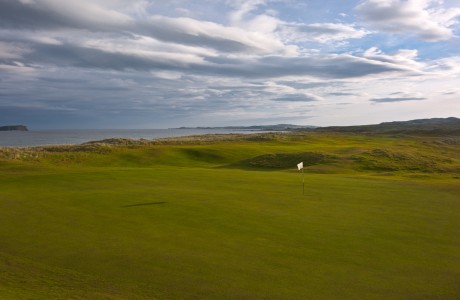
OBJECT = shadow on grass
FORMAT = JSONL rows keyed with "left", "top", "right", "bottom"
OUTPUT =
{"left": 122, "top": 201, "right": 167, "bottom": 207}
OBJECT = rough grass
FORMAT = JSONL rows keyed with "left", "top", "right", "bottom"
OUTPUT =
{"left": 0, "top": 132, "right": 459, "bottom": 299}
{"left": 352, "top": 148, "right": 459, "bottom": 172}
{"left": 235, "top": 152, "right": 335, "bottom": 169}
{"left": 1, "top": 132, "right": 459, "bottom": 173}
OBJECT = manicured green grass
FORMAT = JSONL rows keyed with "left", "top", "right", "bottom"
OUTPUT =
{"left": 1, "top": 133, "right": 459, "bottom": 299}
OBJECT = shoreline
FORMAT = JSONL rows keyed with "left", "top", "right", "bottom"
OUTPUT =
{"left": 0, "top": 128, "right": 277, "bottom": 148}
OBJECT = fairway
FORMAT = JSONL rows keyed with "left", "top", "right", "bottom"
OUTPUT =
{"left": 1, "top": 133, "right": 460, "bottom": 299}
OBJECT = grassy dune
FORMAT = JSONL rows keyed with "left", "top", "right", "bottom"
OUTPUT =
{"left": 1, "top": 132, "right": 459, "bottom": 299}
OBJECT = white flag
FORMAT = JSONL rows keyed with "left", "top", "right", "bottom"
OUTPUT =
{"left": 297, "top": 162, "right": 303, "bottom": 170}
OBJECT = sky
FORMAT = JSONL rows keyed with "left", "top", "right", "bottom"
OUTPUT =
{"left": 0, "top": 0, "right": 459, "bottom": 129}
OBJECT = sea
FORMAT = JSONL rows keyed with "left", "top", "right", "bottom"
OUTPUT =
{"left": 0, "top": 129, "right": 261, "bottom": 147}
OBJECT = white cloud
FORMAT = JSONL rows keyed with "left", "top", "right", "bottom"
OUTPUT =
{"left": 227, "top": 0, "right": 369, "bottom": 44}
{"left": 0, "top": 1, "right": 290, "bottom": 56}
{"left": 80, "top": 35, "right": 214, "bottom": 66}
{"left": 139, "top": 15, "right": 288, "bottom": 55}
{"left": 228, "top": 0, "right": 267, "bottom": 25}
{"left": 356, "top": 0, "right": 460, "bottom": 41}
{"left": 424, "top": 56, "right": 460, "bottom": 75}
{"left": 362, "top": 47, "right": 425, "bottom": 70}
{"left": 278, "top": 22, "right": 370, "bottom": 43}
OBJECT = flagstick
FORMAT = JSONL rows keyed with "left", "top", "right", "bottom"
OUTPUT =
{"left": 302, "top": 167, "right": 304, "bottom": 196}
{"left": 297, "top": 162, "right": 304, "bottom": 196}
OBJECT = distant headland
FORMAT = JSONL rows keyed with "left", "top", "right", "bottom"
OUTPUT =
{"left": 0, "top": 125, "right": 29, "bottom": 131}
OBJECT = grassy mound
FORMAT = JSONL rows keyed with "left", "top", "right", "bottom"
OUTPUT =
{"left": 236, "top": 152, "right": 334, "bottom": 169}
{"left": 353, "top": 148, "right": 459, "bottom": 172}
{"left": 2, "top": 132, "right": 460, "bottom": 174}
{"left": 1, "top": 132, "right": 459, "bottom": 175}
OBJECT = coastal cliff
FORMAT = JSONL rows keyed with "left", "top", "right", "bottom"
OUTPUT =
{"left": 0, "top": 125, "right": 28, "bottom": 131}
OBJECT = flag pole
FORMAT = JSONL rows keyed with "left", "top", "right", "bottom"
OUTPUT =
{"left": 297, "top": 162, "right": 304, "bottom": 196}
{"left": 302, "top": 167, "right": 304, "bottom": 196}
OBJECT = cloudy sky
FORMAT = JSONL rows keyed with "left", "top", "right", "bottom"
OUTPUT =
{"left": 1, "top": 0, "right": 459, "bottom": 129}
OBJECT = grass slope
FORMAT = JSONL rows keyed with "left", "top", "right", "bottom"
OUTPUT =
{"left": 0, "top": 132, "right": 459, "bottom": 299}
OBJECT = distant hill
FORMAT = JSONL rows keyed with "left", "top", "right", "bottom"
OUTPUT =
{"left": 315, "top": 117, "right": 460, "bottom": 135}
{"left": 0, "top": 125, "right": 28, "bottom": 131}
{"left": 176, "top": 119, "right": 460, "bottom": 135}
{"left": 176, "top": 124, "right": 317, "bottom": 131}
{"left": 381, "top": 117, "right": 460, "bottom": 125}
